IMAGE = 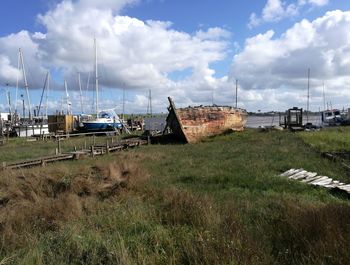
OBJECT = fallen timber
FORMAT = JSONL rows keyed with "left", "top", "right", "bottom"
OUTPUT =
{"left": 1, "top": 138, "right": 147, "bottom": 170}
{"left": 280, "top": 168, "right": 350, "bottom": 196}
{"left": 321, "top": 151, "right": 350, "bottom": 171}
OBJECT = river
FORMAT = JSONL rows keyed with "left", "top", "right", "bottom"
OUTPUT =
{"left": 246, "top": 115, "right": 322, "bottom": 128}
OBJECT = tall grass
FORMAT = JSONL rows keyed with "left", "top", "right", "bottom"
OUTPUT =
{"left": 0, "top": 129, "right": 349, "bottom": 264}
{"left": 300, "top": 127, "right": 350, "bottom": 152}
{"left": 0, "top": 134, "right": 124, "bottom": 162}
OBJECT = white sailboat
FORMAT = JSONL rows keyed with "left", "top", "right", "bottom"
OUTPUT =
{"left": 82, "top": 39, "right": 123, "bottom": 131}
{"left": 14, "top": 49, "right": 49, "bottom": 137}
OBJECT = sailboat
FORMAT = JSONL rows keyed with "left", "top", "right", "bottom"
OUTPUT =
{"left": 82, "top": 39, "right": 123, "bottom": 131}
{"left": 13, "top": 49, "right": 50, "bottom": 137}
{"left": 320, "top": 84, "right": 342, "bottom": 126}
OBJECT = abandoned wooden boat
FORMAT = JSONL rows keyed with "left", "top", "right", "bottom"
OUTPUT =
{"left": 165, "top": 97, "right": 247, "bottom": 143}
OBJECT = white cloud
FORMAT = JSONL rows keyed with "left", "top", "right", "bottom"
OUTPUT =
{"left": 0, "top": 0, "right": 230, "bottom": 113}
{"left": 1, "top": 0, "right": 346, "bottom": 114}
{"left": 262, "top": 0, "right": 286, "bottom": 22}
{"left": 233, "top": 10, "right": 350, "bottom": 111}
{"left": 248, "top": 13, "right": 261, "bottom": 29}
{"left": 0, "top": 55, "right": 19, "bottom": 83}
{"left": 75, "top": 0, "right": 139, "bottom": 11}
{"left": 0, "top": 30, "right": 47, "bottom": 87}
{"left": 306, "top": 0, "right": 329, "bottom": 7}
{"left": 248, "top": 0, "right": 328, "bottom": 28}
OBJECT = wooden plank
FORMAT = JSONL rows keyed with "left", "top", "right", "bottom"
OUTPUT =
{"left": 288, "top": 170, "right": 307, "bottom": 179}
{"left": 310, "top": 177, "right": 333, "bottom": 186}
{"left": 280, "top": 168, "right": 350, "bottom": 195}
{"left": 337, "top": 184, "right": 350, "bottom": 193}
{"left": 280, "top": 168, "right": 300, "bottom": 177}
{"left": 301, "top": 175, "right": 322, "bottom": 183}
{"left": 292, "top": 172, "right": 317, "bottom": 180}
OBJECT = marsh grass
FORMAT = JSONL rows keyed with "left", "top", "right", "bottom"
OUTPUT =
{"left": 300, "top": 127, "right": 350, "bottom": 152}
{"left": 0, "top": 129, "right": 350, "bottom": 264}
{"left": 0, "top": 134, "right": 126, "bottom": 162}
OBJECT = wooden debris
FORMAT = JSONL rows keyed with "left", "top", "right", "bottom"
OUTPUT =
{"left": 1, "top": 138, "right": 147, "bottom": 170}
{"left": 280, "top": 168, "right": 350, "bottom": 195}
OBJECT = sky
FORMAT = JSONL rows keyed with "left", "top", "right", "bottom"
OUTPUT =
{"left": 0, "top": 0, "right": 350, "bottom": 115}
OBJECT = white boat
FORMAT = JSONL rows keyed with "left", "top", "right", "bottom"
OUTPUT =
{"left": 81, "top": 110, "right": 122, "bottom": 131}
{"left": 13, "top": 123, "right": 49, "bottom": 137}
{"left": 82, "top": 39, "right": 123, "bottom": 132}
{"left": 321, "top": 109, "right": 342, "bottom": 125}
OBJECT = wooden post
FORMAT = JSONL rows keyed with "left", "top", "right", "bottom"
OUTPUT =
{"left": 57, "top": 138, "right": 61, "bottom": 154}
{"left": 55, "top": 148, "right": 58, "bottom": 155}
{"left": 91, "top": 145, "right": 95, "bottom": 157}
{"left": 106, "top": 140, "right": 109, "bottom": 154}
{"left": 2, "top": 162, "right": 6, "bottom": 170}
{"left": 84, "top": 140, "right": 87, "bottom": 150}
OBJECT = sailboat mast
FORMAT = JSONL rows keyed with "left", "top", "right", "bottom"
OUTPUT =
{"left": 38, "top": 71, "right": 49, "bottom": 116}
{"left": 64, "top": 80, "right": 70, "bottom": 114}
{"left": 122, "top": 85, "right": 125, "bottom": 121}
{"left": 19, "top": 48, "right": 32, "bottom": 120}
{"left": 307, "top": 68, "right": 310, "bottom": 123}
{"left": 94, "top": 38, "right": 99, "bottom": 118}
{"left": 45, "top": 72, "right": 50, "bottom": 118}
{"left": 15, "top": 51, "right": 20, "bottom": 115}
{"left": 78, "top": 72, "right": 84, "bottom": 114}
{"left": 322, "top": 81, "right": 326, "bottom": 111}
{"left": 235, "top": 79, "right": 238, "bottom": 108}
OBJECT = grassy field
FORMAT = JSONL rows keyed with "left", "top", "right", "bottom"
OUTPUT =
{"left": 300, "top": 126, "right": 350, "bottom": 152}
{"left": 0, "top": 134, "right": 131, "bottom": 162}
{"left": 0, "top": 129, "right": 349, "bottom": 264}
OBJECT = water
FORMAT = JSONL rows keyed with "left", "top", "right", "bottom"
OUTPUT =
{"left": 246, "top": 115, "right": 322, "bottom": 128}
{"left": 143, "top": 115, "right": 323, "bottom": 130}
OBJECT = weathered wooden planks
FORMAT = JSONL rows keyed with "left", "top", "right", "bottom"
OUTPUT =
{"left": 166, "top": 97, "right": 247, "bottom": 143}
{"left": 1, "top": 138, "right": 148, "bottom": 170}
{"left": 280, "top": 168, "right": 350, "bottom": 195}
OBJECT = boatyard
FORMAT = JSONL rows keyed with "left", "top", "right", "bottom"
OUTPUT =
{"left": 0, "top": 124, "right": 350, "bottom": 264}
{"left": 1, "top": 80, "right": 350, "bottom": 264}
{"left": 1, "top": 0, "right": 350, "bottom": 264}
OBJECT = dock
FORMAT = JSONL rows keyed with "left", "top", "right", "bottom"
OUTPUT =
{"left": 1, "top": 138, "right": 147, "bottom": 170}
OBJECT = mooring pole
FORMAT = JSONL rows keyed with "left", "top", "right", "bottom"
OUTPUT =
{"left": 57, "top": 138, "right": 61, "bottom": 154}
{"left": 307, "top": 68, "right": 310, "bottom": 123}
{"left": 235, "top": 79, "right": 238, "bottom": 108}
{"left": 106, "top": 140, "right": 109, "bottom": 154}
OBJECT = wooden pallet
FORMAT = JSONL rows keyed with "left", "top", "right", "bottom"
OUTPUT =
{"left": 280, "top": 168, "right": 350, "bottom": 195}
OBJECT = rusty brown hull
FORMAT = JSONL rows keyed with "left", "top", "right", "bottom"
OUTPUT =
{"left": 166, "top": 98, "right": 247, "bottom": 143}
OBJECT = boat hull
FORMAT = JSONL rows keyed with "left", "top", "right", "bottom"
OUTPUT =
{"left": 82, "top": 121, "right": 123, "bottom": 131}
{"left": 14, "top": 124, "right": 49, "bottom": 137}
{"left": 166, "top": 97, "right": 247, "bottom": 143}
